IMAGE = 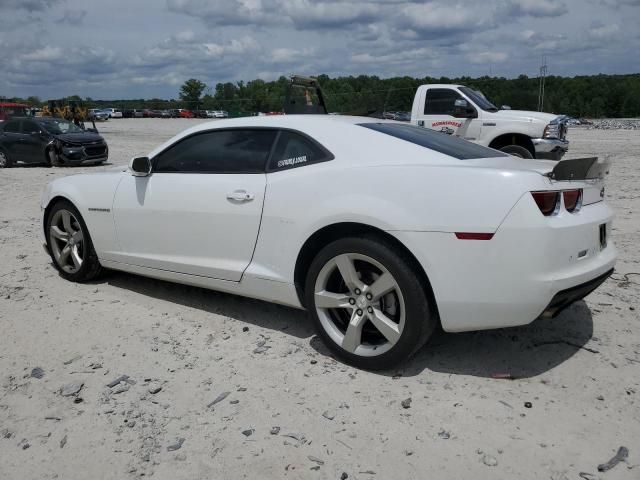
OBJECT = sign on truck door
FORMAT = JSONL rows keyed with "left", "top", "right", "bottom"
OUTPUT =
{"left": 415, "top": 88, "right": 482, "bottom": 142}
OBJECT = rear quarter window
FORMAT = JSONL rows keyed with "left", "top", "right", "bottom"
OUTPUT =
{"left": 267, "top": 130, "right": 334, "bottom": 171}
{"left": 360, "top": 123, "right": 506, "bottom": 160}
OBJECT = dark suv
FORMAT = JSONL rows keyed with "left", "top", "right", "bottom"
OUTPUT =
{"left": 0, "top": 117, "right": 108, "bottom": 168}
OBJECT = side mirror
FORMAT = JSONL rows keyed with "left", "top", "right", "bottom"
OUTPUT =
{"left": 452, "top": 98, "right": 476, "bottom": 119}
{"left": 130, "top": 156, "right": 151, "bottom": 177}
{"left": 85, "top": 128, "right": 98, "bottom": 133}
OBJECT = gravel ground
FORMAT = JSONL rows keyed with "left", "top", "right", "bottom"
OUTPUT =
{"left": 0, "top": 119, "right": 638, "bottom": 480}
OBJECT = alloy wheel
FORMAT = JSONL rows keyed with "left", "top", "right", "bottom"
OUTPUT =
{"left": 49, "top": 209, "right": 85, "bottom": 274}
{"left": 314, "top": 253, "right": 405, "bottom": 357}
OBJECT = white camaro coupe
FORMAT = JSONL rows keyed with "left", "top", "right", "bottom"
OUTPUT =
{"left": 41, "top": 115, "right": 616, "bottom": 369}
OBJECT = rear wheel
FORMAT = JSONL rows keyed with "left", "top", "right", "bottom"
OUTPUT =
{"left": 305, "top": 236, "right": 436, "bottom": 370}
{"left": 0, "top": 150, "right": 13, "bottom": 168}
{"left": 46, "top": 200, "right": 102, "bottom": 282}
{"left": 499, "top": 145, "right": 533, "bottom": 158}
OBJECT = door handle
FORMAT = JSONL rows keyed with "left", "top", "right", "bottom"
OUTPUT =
{"left": 226, "top": 190, "right": 254, "bottom": 202}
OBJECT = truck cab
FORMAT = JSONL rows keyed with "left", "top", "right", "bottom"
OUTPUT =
{"left": 410, "top": 84, "right": 568, "bottom": 160}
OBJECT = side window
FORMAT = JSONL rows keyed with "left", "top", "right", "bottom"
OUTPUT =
{"left": 268, "top": 130, "right": 333, "bottom": 171}
{"left": 424, "top": 89, "right": 463, "bottom": 116}
{"left": 154, "top": 129, "right": 277, "bottom": 173}
{"left": 22, "top": 121, "right": 40, "bottom": 134}
{"left": 3, "top": 121, "right": 20, "bottom": 133}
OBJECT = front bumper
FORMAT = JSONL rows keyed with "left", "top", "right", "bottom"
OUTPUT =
{"left": 532, "top": 137, "right": 569, "bottom": 161}
{"left": 60, "top": 144, "right": 108, "bottom": 164}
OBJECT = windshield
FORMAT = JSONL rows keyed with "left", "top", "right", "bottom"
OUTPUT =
{"left": 459, "top": 87, "right": 498, "bottom": 112}
{"left": 40, "top": 119, "right": 85, "bottom": 135}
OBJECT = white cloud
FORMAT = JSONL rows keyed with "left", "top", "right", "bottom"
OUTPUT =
{"left": 508, "top": 0, "right": 568, "bottom": 17}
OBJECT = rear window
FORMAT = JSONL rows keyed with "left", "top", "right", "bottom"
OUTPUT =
{"left": 359, "top": 123, "right": 506, "bottom": 160}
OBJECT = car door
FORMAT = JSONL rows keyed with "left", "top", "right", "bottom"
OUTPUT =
{"left": 111, "top": 128, "right": 277, "bottom": 281}
{"left": 1, "top": 120, "right": 25, "bottom": 162}
{"left": 20, "top": 120, "right": 46, "bottom": 164}
{"left": 416, "top": 88, "right": 482, "bottom": 142}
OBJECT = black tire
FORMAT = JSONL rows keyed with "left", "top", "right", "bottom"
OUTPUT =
{"left": 46, "top": 200, "right": 102, "bottom": 282}
{"left": 304, "top": 235, "right": 436, "bottom": 370}
{"left": 0, "top": 149, "right": 13, "bottom": 168}
{"left": 47, "top": 148, "right": 61, "bottom": 166}
{"left": 499, "top": 144, "right": 533, "bottom": 158}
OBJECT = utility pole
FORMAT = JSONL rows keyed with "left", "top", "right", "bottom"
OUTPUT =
{"left": 538, "top": 55, "right": 547, "bottom": 112}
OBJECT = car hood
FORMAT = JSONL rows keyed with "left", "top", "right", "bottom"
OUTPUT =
{"left": 488, "top": 109, "right": 559, "bottom": 125}
{"left": 55, "top": 132, "right": 105, "bottom": 144}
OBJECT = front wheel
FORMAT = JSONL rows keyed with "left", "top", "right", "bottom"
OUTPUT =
{"left": 46, "top": 200, "right": 102, "bottom": 282}
{"left": 304, "top": 236, "right": 436, "bottom": 370}
{"left": 47, "top": 148, "right": 61, "bottom": 166}
{"left": 499, "top": 145, "right": 533, "bottom": 158}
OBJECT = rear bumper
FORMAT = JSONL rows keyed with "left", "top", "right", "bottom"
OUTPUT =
{"left": 393, "top": 195, "right": 617, "bottom": 332}
{"left": 541, "top": 268, "right": 613, "bottom": 318}
{"left": 533, "top": 138, "right": 569, "bottom": 161}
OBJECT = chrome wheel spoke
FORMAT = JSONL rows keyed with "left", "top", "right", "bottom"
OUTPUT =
{"left": 50, "top": 225, "right": 69, "bottom": 241}
{"left": 342, "top": 310, "right": 366, "bottom": 353}
{"left": 71, "top": 246, "right": 82, "bottom": 269}
{"left": 335, "top": 254, "right": 364, "bottom": 293}
{"left": 61, "top": 210, "right": 74, "bottom": 234}
{"left": 59, "top": 245, "right": 71, "bottom": 265}
{"left": 369, "top": 308, "right": 401, "bottom": 344}
{"left": 367, "top": 272, "right": 396, "bottom": 301}
{"left": 315, "top": 291, "right": 352, "bottom": 309}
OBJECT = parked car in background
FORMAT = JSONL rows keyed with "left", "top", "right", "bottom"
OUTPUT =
{"left": 123, "top": 109, "right": 144, "bottom": 118}
{"left": 101, "top": 108, "right": 123, "bottom": 119}
{"left": 88, "top": 109, "right": 109, "bottom": 122}
{"left": 213, "top": 110, "right": 229, "bottom": 118}
{"left": 159, "top": 110, "right": 173, "bottom": 118}
{"left": 0, "top": 116, "right": 108, "bottom": 167}
{"left": 174, "top": 109, "right": 194, "bottom": 118}
{"left": 394, "top": 111, "right": 411, "bottom": 122}
{"left": 39, "top": 115, "right": 614, "bottom": 369}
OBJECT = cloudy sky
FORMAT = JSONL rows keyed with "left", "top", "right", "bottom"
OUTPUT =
{"left": 0, "top": 0, "right": 638, "bottom": 100}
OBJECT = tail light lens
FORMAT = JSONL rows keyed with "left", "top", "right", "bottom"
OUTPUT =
{"left": 531, "top": 191, "right": 560, "bottom": 216}
{"left": 563, "top": 189, "right": 582, "bottom": 213}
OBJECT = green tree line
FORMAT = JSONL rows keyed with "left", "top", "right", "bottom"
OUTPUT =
{"left": 3, "top": 73, "right": 640, "bottom": 118}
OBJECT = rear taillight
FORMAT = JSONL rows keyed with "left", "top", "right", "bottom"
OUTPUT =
{"left": 563, "top": 189, "right": 582, "bottom": 213}
{"left": 531, "top": 191, "right": 560, "bottom": 216}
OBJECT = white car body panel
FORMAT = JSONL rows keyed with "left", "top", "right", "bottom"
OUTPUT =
{"left": 41, "top": 115, "right": 616, "bottom": 331}
{"left": 111, "top": 173, "right": 266, "bottom": 281}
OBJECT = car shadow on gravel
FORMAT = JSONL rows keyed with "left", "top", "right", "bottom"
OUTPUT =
{"left": 397, "top": 300, "right": 595, "bottom": 379}
{"left": 104, "top": 271, "right": 313, "bottom": 339}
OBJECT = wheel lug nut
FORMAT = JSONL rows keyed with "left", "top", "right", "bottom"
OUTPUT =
{"left": 356, "top": 309, "right": 363, "bottom": 316}
{"left": 366, "top": 293, "right": 373, "bottom": 300}
{"left": 349, "top": 298, "right": 356, "bottom": 305}
{"left": 367, "top": 307, "right": 373, "bottom": 314}
{"left": 354, "top": 288, "right": 361, "bottom": 295}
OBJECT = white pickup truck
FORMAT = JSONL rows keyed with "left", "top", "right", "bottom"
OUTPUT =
{"left": 410, "top": 84, "right": 569, "bottom": 160}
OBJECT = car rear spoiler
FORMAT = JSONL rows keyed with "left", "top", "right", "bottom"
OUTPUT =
{"left": 545, "top": 157, "right": 610, "bottom": 181}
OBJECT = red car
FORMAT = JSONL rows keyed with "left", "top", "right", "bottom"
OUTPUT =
{"left": 171, "top": 109, "right": 194, "bottom": 118}
{"left": 0, "top": 103, "right": 31, "bottom": 122}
